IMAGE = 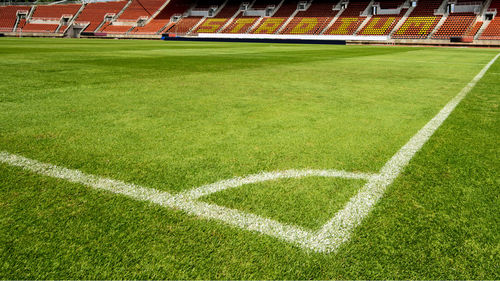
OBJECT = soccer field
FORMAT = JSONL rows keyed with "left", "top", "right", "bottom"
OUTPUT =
{"left": 0, "top": 38, "right": 498, "bottom": 279}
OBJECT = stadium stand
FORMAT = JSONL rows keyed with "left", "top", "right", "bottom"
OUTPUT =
{"left": 220, "top": 16, "right": 259, "bottom": 33}
{"left": 392, "top": 0, "right": 443, "bottom": 38}
{"left": 75, "top": 1, "right": 127, "bottom": 32}
{"left": 152, "top": 0, "right": 195, "bottom": 34}
{"left": 21, "top": 3, "right": 81, "bottom": 33}
{"left": 31, "top": 4, "right": 81, "bottom": 19}
{"left": 166, "top": 0, "right": 227, "bottom": 34}
{"left": 0, "top": 5, "right": 30, "bottom": 32}
{"left": 167, "top": 17, "right": 203, "bottom": 33}
{"left": 15, "top": 18, "right": 27, "bottom": 31}
{"left": 357, "top": 15, "right": 400, "bottom": 35}
{"left": 479, "top": 0, "right": 500, "bottom": 39}
{"left": 194, "top": 0, "right": 244, "bottom": 33}
{"left": 280, "top": 0, "right": 338, "bottom": 35}
{"left": 22, "top": 23, "right": 60, "bottom": 32}
{"left": 220, "top": 0, "right": 282, "bottom": 33}
{"left": 432, "top": 13, "right": 476, "bottom": 39}
{"left": 465, "top": 20, "right": 482, "bottom": 36}
{"left": 131, "top": 19, "right": 170, "bottom": 34}
{"left": 356, "top": 0, "right": 406, "bottom": 35}
{"left": 100, "top": 23, "right": 133, "bottom": 33}
{"left": 251, "top": 0, "right": 299, "bottom": 34}
{"left": 325, "top": 0, "right": 370, "bottom": 35}
{"left": 0, "top": 0, "right": 498, "bottom": 42}
{"left": 155, "top": 0, "right": 195, "bottom": 19}
{"left": 118, "top": 0, "right": 166, "bottom": 20}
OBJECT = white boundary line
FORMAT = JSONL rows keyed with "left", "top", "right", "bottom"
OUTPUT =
{"left": 0, "top": 53, "right": 498, "bottom": 253}
{"left": 175, "top": 169, "right": 377, "bottom": 201}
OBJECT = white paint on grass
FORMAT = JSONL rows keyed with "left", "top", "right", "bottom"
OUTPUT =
{"left": 175, "top": 169, "right": 376, "bottom": 201}
{"left": 1, "top": 53, "right": 498, "bottom": 253}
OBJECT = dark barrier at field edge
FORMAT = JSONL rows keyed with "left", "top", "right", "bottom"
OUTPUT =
{"left": 450, "top": 37, "right": 474, "bottom": 43}
{"left": 0, "top": 33, "right": 5, "bottom": 37}
{"left": 161, "top": 35, "right": 346, "bottom": 45}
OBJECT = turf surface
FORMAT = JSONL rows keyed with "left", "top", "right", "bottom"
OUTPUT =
{"left": 0, "top": 38, "right": 498, "bottom": 279}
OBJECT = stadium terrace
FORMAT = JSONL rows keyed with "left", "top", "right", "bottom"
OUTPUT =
{"left": 0, "top": 0, "right": 499, "bottom": 46}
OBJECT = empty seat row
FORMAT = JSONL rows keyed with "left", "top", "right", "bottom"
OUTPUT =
{"left": 392, "top": 16, "right": 441, "bottom": 38}
{"left": 432, "top": 14, "right": 476, "bottom": 39}
{"left": 75, "top": 1, "right": 127, "bottom": 32}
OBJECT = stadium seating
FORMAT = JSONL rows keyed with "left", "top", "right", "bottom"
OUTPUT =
{"left": 325, "top": 0, "right": 370, "bottom": 35}
{"left": 167, "top": 0, "right": 228, "bottom": 34}
{"left": 101, "top": 23, "right": 133, "bottom": 33}
{"left": 193, "top": 0, "right": 241, "bottom": 33}
{"left": 220, "top": 16, "right": 259, "bottom": 33}
{"left": 392, "top": 0, "right": 443, "bottom": 38}
{"left": 251, "top": 0, "right": 298, "bottom": 34}
{"left": 357, "top": 15, "right": 400, "bottom": 35}
{"left": 15, "top": 18, "right": 26, "bottom": 31}
{"left": 220, "top": 0, "right": 281, "bottom": 33}
{"left": 31, "top": 4, "right": 81, "bottom": 19}
{"left": 118, "top": 0, "right": 166, "bottom": 21}
{"left": 480, "top": 17, "right": 500, "bottom": 39}
{"left": 0, "top": 0, "right": 498, "bottom": 41}
{"left": 392, "top": 16, "right": 441, "bottom": 38}
{"left": 356, "top": 0, "right": 406, "bottom": 36}
{"left": 75, "top": 1, "right": 127, "bottom": 32}
{"left": 432, "top": 13, "right": 476, "bottom": 39}
{"left": 0, "top": 5, "right": 30, "bottom": 32}
{"left": 155, "top": 0, "right": 195, "bottom": 19}
{"left": 466, "top": 20, "right": 482, "bottom": 36}
{"left": 21, "top": 3, "right": 81, "bottom": 33}
{"left": 281, "top": 0, "right": 338, "bottom": 35}
{"left": 195, "top": 18, "right": 230, "bottom": 33}
{"left": 59, "top": 24, "right": 69, "bottom": 33}
{"left": 479, "top": 0, "right": 500, "bottom": 39}
{"left": 166, "top": 17, "right": 203, "bottom": 33}
{"left": 252, "top": 0, "right": 282, "bottom": 8}
{"left": 22, "top": 23, "right": 59, "bottom": 32}
{"left": 131, "top": 19, "right": 170, "bottom": 34}
{"left": 251, "top": 18, "right": 285, "bottom": 34}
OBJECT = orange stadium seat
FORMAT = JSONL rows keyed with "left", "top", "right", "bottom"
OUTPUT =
{"left": 251, "top": 0, "right": 298, "bottom": 34}
{"left": 193, "top": 0, "right": 241, "bottom": 33}
{"left": 0, "top": 5, "right": 30, "bottom": 32}
{"left": 480, "top": 18, "right": 500, "bottom": 39}
{"left": 392, "top": 0, "right": 443, "bottom": 38}
{"left": 281, "top": 0, "right": 338, "bottom": 35}
{"left": 131, "top": 19, "right": 170, "bottom": 34}
{"left": 22, "top": 23, "right": 59, "bottom": 32}
{"left": 32, "top": 4, "right": 81, "bottom": 19}
{"left": 479, "top": 0, "right": 500, "bottom": 39}
{"left": 118, "top": 0, "right": 166, "bottom": 21}
{"left": 325, "top": 0, "right": 370, "bottom": 35}
{"left": 101, "top": 24, "right": 133, "bottom": 33}
{"left": 221, "top": 0, "right": 281, "bottom": 33}
{"left": 167, "top": 0, "right": 227, "bottom": 34}
{"left": 75, "top": 1, "right": 127, "bottom": 32}
{"left": 432, "top": 14, "right": 476, "bottom": 39}
{"left": 166, "top": 17, "right": 204, "bottom": 34}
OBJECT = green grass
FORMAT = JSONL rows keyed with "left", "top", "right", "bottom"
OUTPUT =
{"left": 0, "top": 37, "right": 498, "bottom": 279}
{"left": 202, "top": 177, "right": 367, "bottom": 230}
